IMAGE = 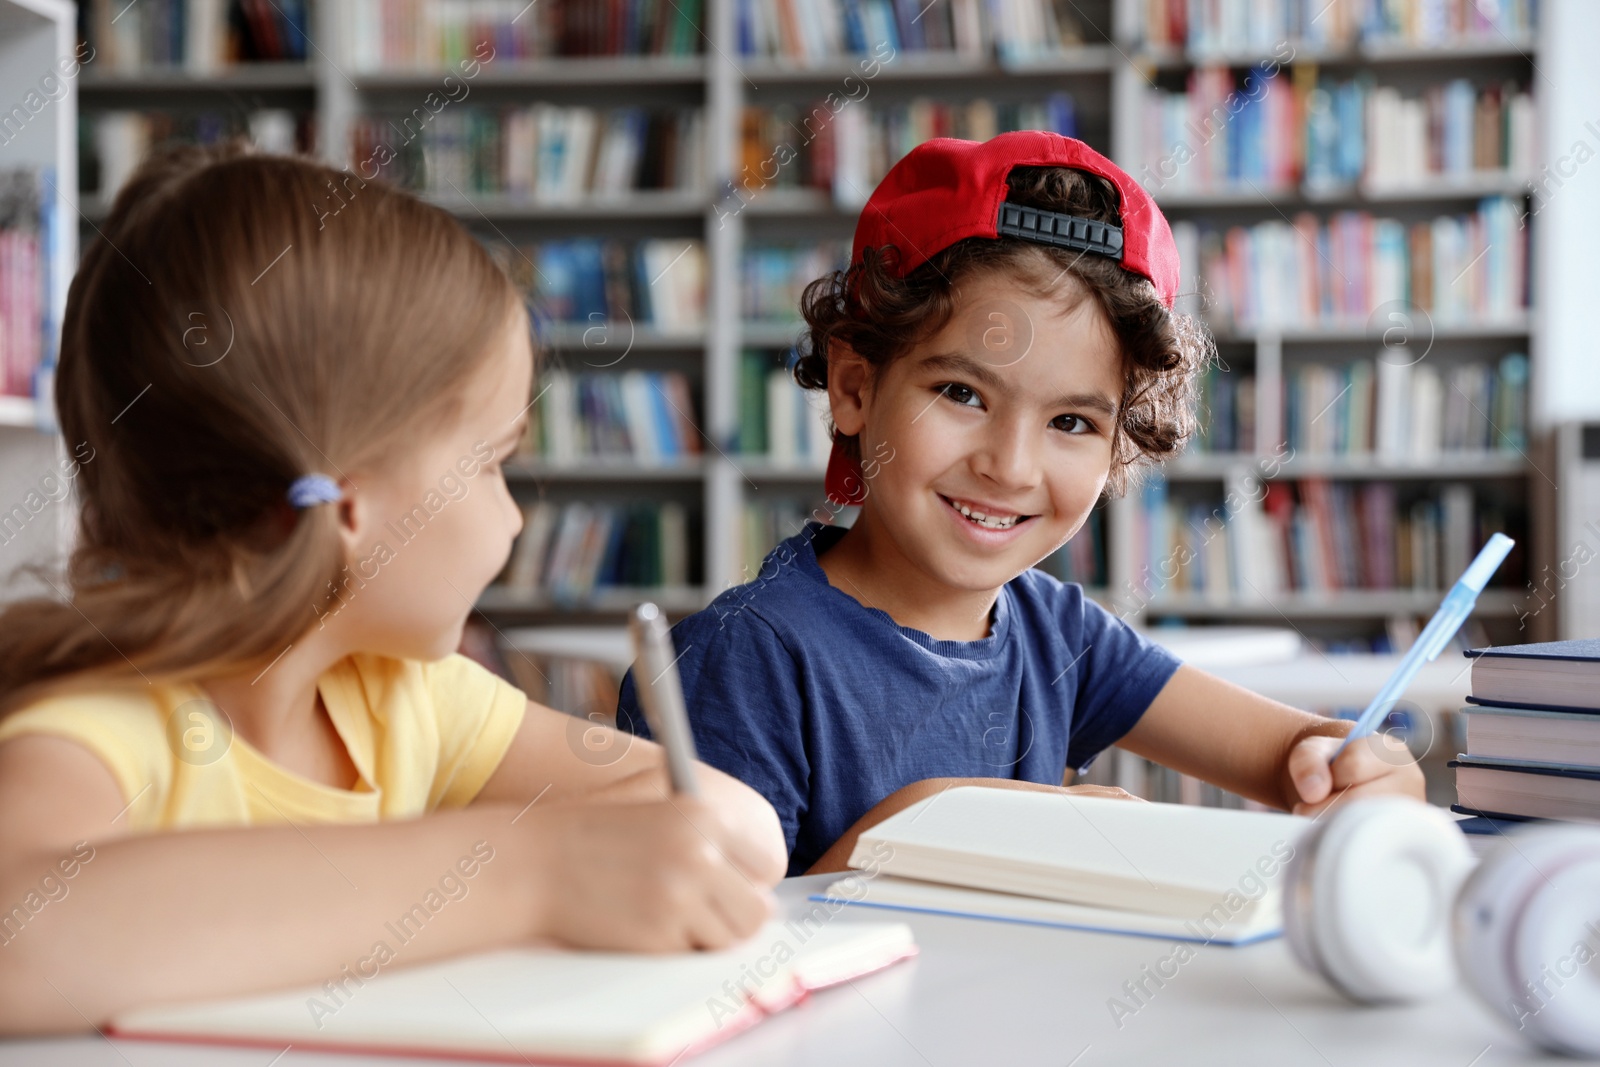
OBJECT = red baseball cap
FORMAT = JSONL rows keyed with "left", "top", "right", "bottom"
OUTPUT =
{"left": 825, "top": 131, "right": 1179, "bottom": 506}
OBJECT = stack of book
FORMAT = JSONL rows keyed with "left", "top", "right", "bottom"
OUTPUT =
{"left": 1137, "top": 0, "right": 1535, "bottom": 52}
{"left": 524, "top": 370, "right": 701, "bottom": 465}
{"left": 343, "top": 0, "right": 703, "bottom": 68}
{"left": 735, "top": 0, "right": 1090, "bottom": 62}
{"left": 1452, "top": 640, "right": 1600, "bottom": 824}
{"left": 82, "top": 111, "right": 308, "bottom": 200}
{"left": 0, "top": 169, "right": 49, "bottom": 399}
{"left": 499, "top": 501, "right": 690, "bottom": 601}
{"left": 80, "top": 0, "right": 311, "bottom": 72}
{"left": 1283, "top": 352, "right": 1528, "bottom": 457}
{"left": 485, "top": 238, "right": 706, "bottom": 332}
{"left": 348, "top": 106, "right": 705, "bottom": 200}
{"left": 736, "top": 95, "right": 1076, "bottom": 210}
{"left": 1176, "top": 196, "right": 1527, "bottom": 330}
{"left": 1142, "top": 69, "right": 1534, "bottom": 194}
{"left": 737, "top": 353, "right": 831, "bottom": 466}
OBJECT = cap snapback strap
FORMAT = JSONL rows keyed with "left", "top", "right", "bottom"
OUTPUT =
{"left": 995, "top": 201, "right": 1124, "bottom": 261}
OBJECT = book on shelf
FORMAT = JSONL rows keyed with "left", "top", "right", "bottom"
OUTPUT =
{"left": 737, "top": 353, "right": 831, "bottom": 467}
{"left": 1142, "top": 67, "right": 1534, "bottom": 194}
{"left": 735, "top": 0, "right": 1091, "bottom": 63}
{"left": 1176, "top": 195, "right": 1527, "bottom": 331}
{"left": 741, "top": 499, "right": 838, "bottom": 578}
{"left": 499, "top": 501, "right": 690, "bottom": 602}
{"left": 80, "top": 0, "right": 311, "bottom": 73}
{"left": 344, "top": 0, "right": 704, "bottom": 69}
{"left": 501, "top": 649, "right": 622, "bottom": 725}
{"left": 737, "top": 94, "right": 1076, "bottom": 209}
{"left": 0, "top": 169, "right": 51, "bottom": 400}
{"left": 484, "top": 238, "right": 706, "bottom": 333}
{"left": 1187, "top": 365, "right": 1255, "bottom": 454}
{"left": 1128, "top": 476, "right": 1520, "bottom": 600}
{"left": 348, "top": 106, "right": 705, "bottom": 201}
{"left": 741, "top": 243, "right": 849, "bottom": 322}
{"left": 525, "top": 369, "right": 701, "bottom": 465}
{"left": 1283, "top": 351, "right": 1527, "bottom": 457}
{"left": 1033, "top": 506, "right": 1106, "bottom": 588}
{"left": 1451, "top": 640, "right": 1600, "bottom": 825}
{"left": 81, "top": 110, "right": 310, "bottom": 200}
{"left": 1137, "top": 0, "right": 1536, "bottom": 53}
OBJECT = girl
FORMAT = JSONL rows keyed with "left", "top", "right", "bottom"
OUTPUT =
{"left": 0, "top": 144, "right": 785, "bottom": 1034}
{"left": 617, "top": 131, "right": 1424, "bottom": 875}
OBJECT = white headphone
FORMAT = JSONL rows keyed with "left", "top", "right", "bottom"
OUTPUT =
{"left": 1283, "top": 798, "right": 1600, "bottom": 1058}
{"left": 1283, "top": 797, "right": 1473, "bottom": 1003}
{"left": 1455, "top": 823, "right": 1600, "bottom": 1058}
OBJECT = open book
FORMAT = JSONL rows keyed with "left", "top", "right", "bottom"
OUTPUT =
{"left": 820, "top": 787, "right": 1307, "bottom": 945}
{"left": 109, "top": 920, "right": 916, "bottom": 1065}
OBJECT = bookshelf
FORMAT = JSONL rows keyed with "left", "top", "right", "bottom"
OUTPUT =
{"left": 0, "top": 0, "right": 76, "bottom": 603}
{"left": 49, "top": 0, "right": 1549, "bottom": 658}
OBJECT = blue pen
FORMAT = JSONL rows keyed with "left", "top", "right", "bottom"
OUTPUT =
{"left": 1331, "top": 532, "right": 1516, "bottom": 761}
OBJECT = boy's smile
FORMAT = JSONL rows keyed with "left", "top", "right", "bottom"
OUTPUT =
{"left": 821, "top": 264, "right": 1124, "bottom": 640}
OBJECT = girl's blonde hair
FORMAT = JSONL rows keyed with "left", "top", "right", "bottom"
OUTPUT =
{"left": 0, "top": 142, "right": 522, "bottom": 714}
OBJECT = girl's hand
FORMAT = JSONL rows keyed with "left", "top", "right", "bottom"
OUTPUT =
{"left": 1285, "top": 731, "right": 1426, "bottom": 817}
{"left": 523, "top": 798, "right": 776, "bottom": 953}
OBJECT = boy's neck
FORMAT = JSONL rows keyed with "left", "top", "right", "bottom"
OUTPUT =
{"left": 815, "top": 513, "right": 1001, "bottom": 642}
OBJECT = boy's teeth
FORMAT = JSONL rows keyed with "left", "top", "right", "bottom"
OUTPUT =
{"left": 951, "top": 498, "right": 1020, "bottom": 530}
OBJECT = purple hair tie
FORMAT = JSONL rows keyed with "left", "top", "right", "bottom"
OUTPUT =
{"left": 287, "top": 474, "right": 341, "bottom": 509}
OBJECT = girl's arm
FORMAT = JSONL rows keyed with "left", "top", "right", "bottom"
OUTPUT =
{"left": 0, "top": 733, "right": 775, "bottom": 1035}
{"left": 1118, "top": 663, "right": 1426, "bottom": 813}
{"left": 471, "top": 700, "right": 788, "bottom": 884}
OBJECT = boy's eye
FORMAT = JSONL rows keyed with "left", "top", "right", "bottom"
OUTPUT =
{"left": 939, "top": 383, "right": 981, "bottom": 407}
{"left": 1051, "top": 414, "right": 1095, "bottom": 435}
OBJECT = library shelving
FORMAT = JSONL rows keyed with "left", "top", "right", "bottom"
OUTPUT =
{"left": 48, "top": 0, "right": 1548, "bottom": 666}
{"left": 0, "top": 0, "right": 77, "bottom": 604}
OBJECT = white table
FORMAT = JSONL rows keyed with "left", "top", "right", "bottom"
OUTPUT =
{"left": 0, "top": 873, "right": 1560, "bottom": 1066}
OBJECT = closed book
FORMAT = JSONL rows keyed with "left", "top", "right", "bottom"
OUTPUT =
{"left": 1464, "top": 639, "right": 1600, "bottom": 713}
{"left": 1451, "top": 757, "right": 1600, "bottom": 823}
{"left": 1459, "top": 704, "right": 1600, "bottom": 767}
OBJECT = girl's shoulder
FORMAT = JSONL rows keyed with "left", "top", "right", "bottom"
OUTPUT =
{"left": 0, "top": 683, "right": 176, "bottom": 823}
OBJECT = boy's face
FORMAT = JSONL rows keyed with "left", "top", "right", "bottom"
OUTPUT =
{"left": 831, "top": 267, "right": 1121, "bottom": 596}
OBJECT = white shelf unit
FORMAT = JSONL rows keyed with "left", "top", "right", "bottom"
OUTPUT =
{"left": 0, "top": 0, "right": 76, "bottom": 603}
{"left": 61, "top": 0, "right": 1544, "bottom": 639}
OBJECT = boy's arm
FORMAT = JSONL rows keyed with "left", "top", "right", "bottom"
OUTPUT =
{"left": 473, "top": 700, "right": 787, "bottom": 885}
{"left": 1117, "top": 663, "right": 1425, "bottom": 814}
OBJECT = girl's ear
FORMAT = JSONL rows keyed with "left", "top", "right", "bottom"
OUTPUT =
{"left": 333, "top": 477, "right": 366, "bottom": 566}
{"left": 826, "top": 338, "right": 872, "bottom": 437}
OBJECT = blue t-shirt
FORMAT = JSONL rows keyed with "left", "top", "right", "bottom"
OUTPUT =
{"left": 616, "top": 521, "right": 1183, "bottom": 876}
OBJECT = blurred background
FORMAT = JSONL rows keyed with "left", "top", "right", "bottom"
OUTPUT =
{"left": 2, "top": 0, "right": 1598, "bottom": 809}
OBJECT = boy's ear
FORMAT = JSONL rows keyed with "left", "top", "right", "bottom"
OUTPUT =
{"left": 825, "top": 338, "right": 872, "bottom": 438}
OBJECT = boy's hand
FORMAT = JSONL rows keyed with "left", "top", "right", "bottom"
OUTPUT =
{"left": 1285, "top": 731, "right": 1426, "bottom": 817}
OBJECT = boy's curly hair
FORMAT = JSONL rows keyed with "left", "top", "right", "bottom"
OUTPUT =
{"left": 793, "top": 164, "right": 1212, "bottom": 497}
